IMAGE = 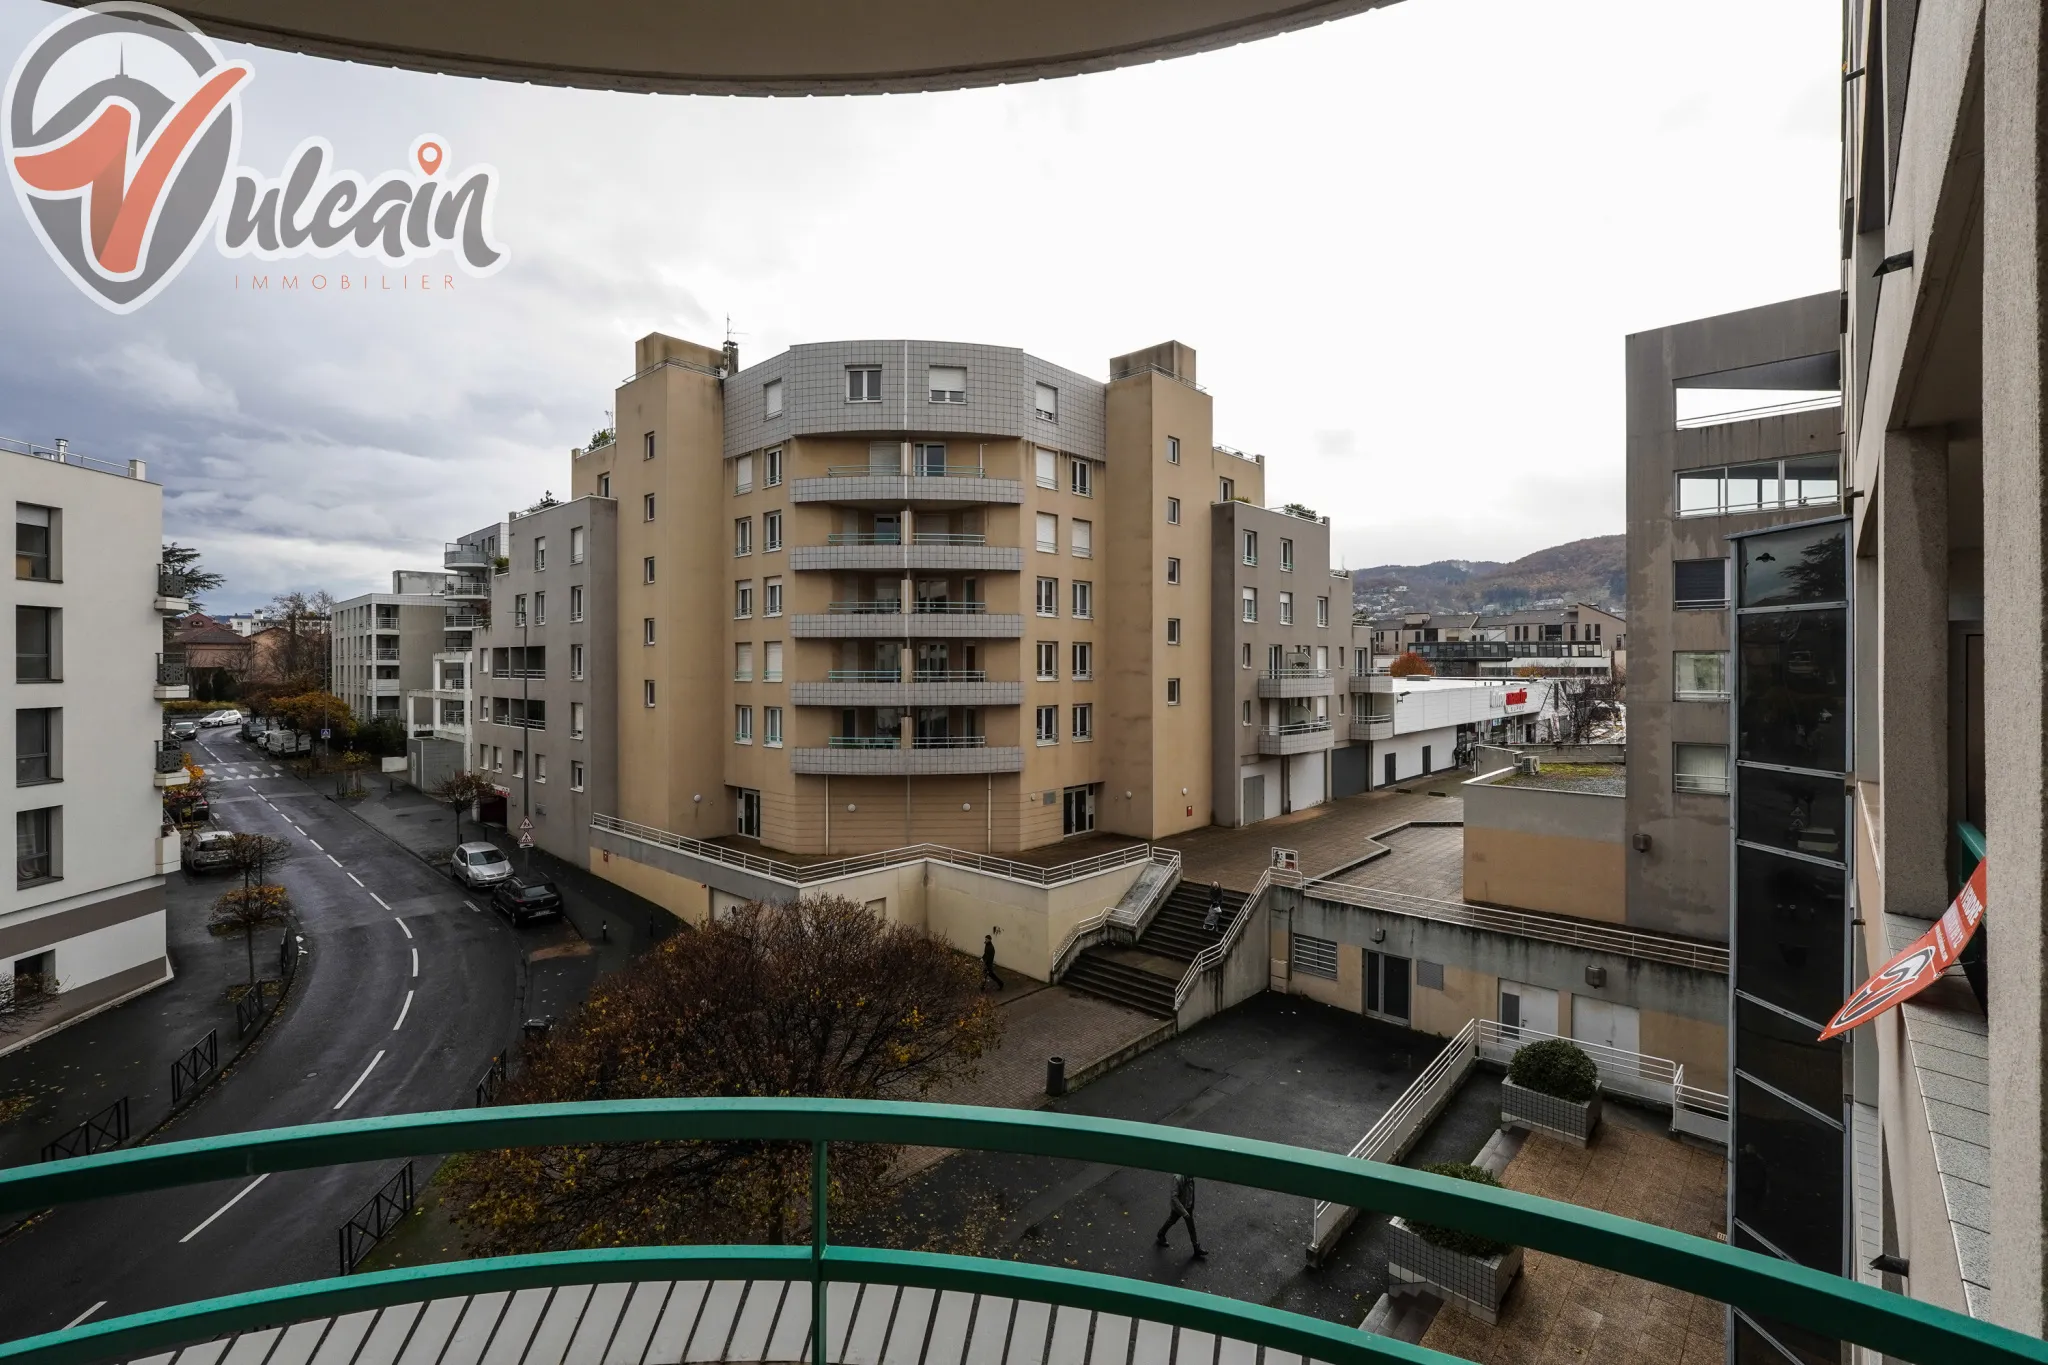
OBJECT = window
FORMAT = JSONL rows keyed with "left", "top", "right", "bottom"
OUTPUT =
{"left": 16, "top": 606, "right": 56, "bottom": 680}
{"left": 1072, "top": 580, "right": 1093, "bottom": 619}
{"left": 511, "top": 750, "right": 525, "bottom": 779}
{"left": 1676, "top": 454, "right": 1839, "bottom": 518}
{"left": 569, "top": 586, "right": 584, "bottom": 622}
{"left": 1316, "top": 596, "right": 1330, "bottom": 628}
{"left": 1071, "top": 642, "right": 1093, "bottom": 680}
{"left": 643, "top": 493, "right": 656, "bottom": 521}
{"left": 643, "top": 556, "right": 656, "bottom": 584}
{"left": 1035, "top": 448, "right": 1057, "bottom": 489}
{"left": 914, "top": 443, "right": 949, "bottom": 476}
{"left": 570, "top": 644, "right": 585, "bottom": 680}
{"left": 15, "top": 504, "right": 53, "bottom": 581}
{"left": 735, "top": 643, "right": 754, "bottom": 681}
{"left": 1036, "top": 642, "right": 1057, "bottom": 680}
{"left": 513, "top": 593, "right": 527, "bottom": 626}
{"left": 1675, "top": 743, "right": 1730, "bottom": 795}
{"left": 847, "top": 366, "right": 882, "bottom": 402}
{"left": 765, "top": 576, "right": 783, "bottom": 617}
{"left": 1036, "top": 512, "right": 1058, "bottom": 553}
{"left": 763, "top": 510, "right": 782, "bottom": 552}
{"left": 1166, "top": 496, "right": 1180, "bottom": 525}
{"left": 1219, "top": 476, "right": 1234, "bottom": 502}
{"left": 643, "top": 431, "right": 655, "bottom": 460}
{"left": 1315, "top": 645, "right": 1329, "bottom": 673}
{"left": 735, "top": 705, "right": 754, "bottom": 743}
{"left": 1166, "top": 617, "right": 1181, "bottom": 645}
{"left": 765, "top": 706, "right": 784, "bottom": 747}
{"left": 1674, "top": 651, "right": 1730, "bottom": 701}
{"left": 1267, "top": 643, "right": 1282, "bottom": 673}
{"left": 736, "top": 790, "right": 762, "bottom": 839}
{"left": 570, "top": 525, "right": 585, "bottom": 564}
{"left": 736, "top": 454, "right": 755, "bottom": 494}
{"left": 763, "top": 449, "right": 784, "bottom": 489}
{"left": 1035, "top": 705, "right": 1058, "bottom": 744}
{"left": 1291, "top": 933, "right": 1339, "bottom": 981}
{"left": 570, "top": 761, "right": 585, "bottom": 790}
{"left": 1166, "top": 678, "right": 1181, "bottom": 705}
{"left": 1241, "top": 642, "right": 1251, "bottom": 668}
{"left": 1242, "top": 588, "right": 1257, "bottom": 623}
{"left": 16, "top": 708, "right": 57, "bottom": 784}
{"left": 570, "top": 701, "right": 586, "bottom": 738}
{"left": 1036, "top": 578, "right": 1058, "bottom": 616}
{"left": 765, "top": 641, "right": 783, "bottom": 682}
{"left": 16, "top": 807, "right": 56, "bottom": 885}
{"left": 1675, "top": 558, "right": 1729, "bottom": 608}
{"left": 928, "top": 366, "right": 966, "bottom": 403}
{"left": 1166, "top": 557, "right": 1181, "bottom": 585}
{"left": 1072, "top": 704, "right": 1093, "bottom": 740}
{"left": 534, "top": 537, "right": 547, "bottom": 571}
{"left": 1035, "top": 382, "right": 1058, "bottom": 421}
{"left": 1242, "top": 699, "right": 1253, "bottom": 725}
{"left": 1071, "top": 519, "right": 1092, "bottom": 558}
{"left": 735, "top": 517, "right": 753, "bottom": 556}
{"left": 1279, "top": 591, "right": 1294, "bottom": 626}
{"left": 1166, "top": 435, "right": 1180, "bottom": 464}
{"left": 533, "top": 591, "right": 546, "bottom": 625}
{"left": 763, "top": 380, "right": 783, "bottom": 420}
{"left": 534, "top": 754, "right": 547, "bottom": 783}
{"left": 597, "top": 473, "right": 611, "bottom": 497}
{"left": 735, "top": 581, "right": 754, "bottom": 618}
{"left": 1070, "top": 459, "right": 1092, "bottom": 497}
{"left": 644, "top": 617, "right": 657, "bottom": 645}
{"left": 1242, "top": 530, "right": 1258, "bottom": 566}
{"left": 1280, "top": 538, "right": 1294, "bottom": 572}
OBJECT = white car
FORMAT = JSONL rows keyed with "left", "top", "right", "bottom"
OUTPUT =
{"left": 451, "top": 842, "right": 514, "bottom": 888}
{"left": 202, "top": 709, "right": 244, "bottom": 728}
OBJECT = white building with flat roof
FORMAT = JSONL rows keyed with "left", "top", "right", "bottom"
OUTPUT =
{"left": 1347, "top": 673, "right": 1550, "bottom": 788}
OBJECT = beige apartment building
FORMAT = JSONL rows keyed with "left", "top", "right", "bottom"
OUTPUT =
{"left": 569, "top": 334, "right": 1276, "bottom": 861}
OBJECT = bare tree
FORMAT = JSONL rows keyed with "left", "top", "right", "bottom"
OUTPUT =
{"left": 220, "top": 832, "right": 295, "bottom": 892}
{"left": 209, "top": 887, "right": 290, "bottom": 986}
{"left": 433, "top": 770, "right": 500, "bottom": 845}
{"left": 262, "top": 591, "right": 336, "bottom": 691}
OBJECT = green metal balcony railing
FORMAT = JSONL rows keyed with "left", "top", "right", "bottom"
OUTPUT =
{"left": 0, "top": 1099, "right": 2038, "bottom": 1365}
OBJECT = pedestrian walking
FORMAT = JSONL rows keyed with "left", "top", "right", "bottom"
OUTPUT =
{"left": 1203, "top": 880, "right": 1224, "bottom": 935}
{"left": 981, "top": 933, "right": 1004, "bottom": 991}
{"left": 1154, "top": 1173, "right": 1206, "bottom": 1257}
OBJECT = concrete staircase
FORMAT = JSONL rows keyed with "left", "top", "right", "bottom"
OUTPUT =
{"left": 1061, "top": 883, "right": 1248, "bottom": 1018}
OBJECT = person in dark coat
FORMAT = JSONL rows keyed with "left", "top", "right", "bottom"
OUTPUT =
{"left": 1154, "top": 1173, "right": 1206, "bottom": 1256}
{"left": 981, "top": 933, "right": 1004, "bottom": 991}
{"left": 1203, "top": 881, "right": 1225, "bottom": 935}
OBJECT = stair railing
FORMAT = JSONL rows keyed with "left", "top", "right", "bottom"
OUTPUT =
{"left": 1172, "top": 865, "right": 1280, "bottom": 1012}
{"left": 1051, "top": 848, "right": 1180, "bottom": 981}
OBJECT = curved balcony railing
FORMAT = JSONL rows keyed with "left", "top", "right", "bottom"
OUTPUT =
{"left": 826, "top": 600, "right": 904, "bottom": 614}
{"left": 914, "top": 532, "right": 986, "bottom": 545}
{"left": 0, "top": 1100, "right": 2029, "bottom": 1365}
{"left": 825, "top": 532, "right": 901, "bottom": 545}
{"left": 911, "top": 735, "right": 986, "bottom": 749}
{"left": 826, "top": 735, "right": 900, "bottom": 749}
{"left": 826, "top": 669, "right": 902, "bottom": 682}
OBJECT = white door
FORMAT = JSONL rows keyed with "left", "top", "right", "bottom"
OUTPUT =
{"left": 1573, "top": 997, "right": 1641, "bottom": 1067}
{"left": 1498, "top": 980, "right": 1559, "bottom": 1038}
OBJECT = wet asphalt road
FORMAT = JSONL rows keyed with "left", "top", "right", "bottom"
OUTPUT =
{"left": 0, "top": 732, "right": 524, "bottom": 1336}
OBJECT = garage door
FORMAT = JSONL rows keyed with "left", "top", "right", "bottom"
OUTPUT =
{"left": 1332, "top": 745, "right": 1367, "bottom": 798}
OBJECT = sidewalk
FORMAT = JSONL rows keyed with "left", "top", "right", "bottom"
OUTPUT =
{"left": 0, "top": 864, "right": 284, "bottom": 1172}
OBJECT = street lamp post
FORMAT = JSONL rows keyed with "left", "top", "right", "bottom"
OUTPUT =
{"left": 520, "top": 606, "right": 531, "bottom": 868}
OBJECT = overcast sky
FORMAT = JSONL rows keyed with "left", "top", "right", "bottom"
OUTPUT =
{"left": 0, "top": 0, "right": 1841, "bottom": 611}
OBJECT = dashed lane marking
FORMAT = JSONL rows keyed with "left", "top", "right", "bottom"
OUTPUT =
{"left": 179, "top": 1174, "right": 268, "bottom": 1243}
{"left": 333, "top": 1051, "right": 385, "bottom": 1110}
{"left": 392, "top": 915, "right": 410, "bottom": 937}
{"left": 393, "top": 990, "right": 414, "bottom": 1031}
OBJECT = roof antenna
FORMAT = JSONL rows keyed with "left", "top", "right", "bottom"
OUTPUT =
{"left": 721, "top": 314, "right": 746, "bottom": 375}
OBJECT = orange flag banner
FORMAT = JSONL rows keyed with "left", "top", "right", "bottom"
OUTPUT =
{"left": 1818, "top": 857, "right": 1985, "bottom": 1041}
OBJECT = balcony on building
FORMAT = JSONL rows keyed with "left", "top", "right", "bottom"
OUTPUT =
{"left": 438, "top": 574, "right": 490, "bottom": 603}
{"left": 1257, "top": 666, "right": 1335, "bottom": 700}
{"left": 1257, "top": 717, "right": 1334, "bottom": 756}
{"left": 792, "top": 531, "right": 1024, "bottom": 574}
{"left": 490, "top": 644, "right": 545, "bottom": 681}
{"left": 791, "top": 734, "right": 1024, "bottom": 775}
{"left": 153, "top": 740, "right": 189, "bottom": 787}
{"left": 791, "top": 668, "right": 1023, "bottom": 708}
{"left": 791, "top": 461, "right": 1024, "bottom": 509}
{"left": 792, "top": 599, "right": 1023, "bottom": 639}
{"left": 488, "top": 697, "right": 546, "bottom": 730}
{"left": 153, "top": 566, "right": 190, "bottom": 614}
{"left": 1350, "top": 713, "right": 1394, "bottom": 741}
{"left": 443, "top": 540, "right": 490, "bottom": 571}
{"left": 370, "top": 675, "right": 404, "bottom": 696}
{"left": 153, "top": 652, "right": 190, "bottom": 700}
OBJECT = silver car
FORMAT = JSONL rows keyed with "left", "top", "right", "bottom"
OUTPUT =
{"left": 451, "top": 841, "right": 513, "bottom": 887}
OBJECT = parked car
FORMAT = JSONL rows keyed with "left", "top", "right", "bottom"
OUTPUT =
{"left": 490, "top": 878, "right": 563, "bottom": 923}
{"left": 166, "top": 789, "right": 212, "bottom": 825}
{"left": 167, "top": 719, "right": 199, "bottom": 741}
{"left": 451, "top": 841, "right": 514, "bottom": 888}
{"left": 183, "top": 828, "right": 238, "bottom": 873}
{"left": 202, "top": 709, "right": 244, "bottom": 728}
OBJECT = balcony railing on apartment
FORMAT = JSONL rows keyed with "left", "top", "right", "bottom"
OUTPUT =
{"left": 498, "top": 667, "right": 546, "bottom": 680}
{"left": 912, "top": 735, "right": 988, "bottom": 749}
{"left": 155, "top": 654, "right": 188, "bottom": 687}
{"left": 827, "top": 735, "right": 900, "bottom": 749}
{"left": 0, "top": 1101, "right": 2013, "bottom": 1365}
{"left": 1266, "top": 667, "right": 1330, "bottom": 679}
{"left": 1674, "top": 773, "right": 1730, "bottom": 796}
{"left": 826, "top": 600, "right": 903, "bottom": 615}
{"left": 153, "top": 742, "right": 185, "bottom": 775}
{"left": 826, "top": 463, "right": 987, "bottom": 478}
{"left": 1402, "top": 640, "right": 1609, "bottom": 661}
{"left": 154, "top": 567, "right": 192, "bottom": 603}
{"left": 914, "top": 600, "right": 987, "bottom": 614}
{"left": 826, "top": 669, "right": 902, "bottom": 682}
{"left": 491, "top": 715, "right": 545, "bottom": 730}
{"left": 1264, "top": 719, "right": 1332, "bottom": 736}
{"left": 373, "top": 648, "right": 400, "bottom": 662}
{"left": 915, "top": 532, "right": 986, "bottom": 545}
{"left": 825, "top": 532, "right": 901, "bottom": 545}
{"left": 443, "top": 542, "right": 488, "bottom": 568}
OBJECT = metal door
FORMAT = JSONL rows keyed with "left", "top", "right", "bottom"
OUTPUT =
{"left": 1241, "top": 774, "right": 1265, "bottom": 825}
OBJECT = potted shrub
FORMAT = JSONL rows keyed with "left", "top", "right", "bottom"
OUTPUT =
{"left": 1386, "top": 1162, "right": 1523, "bottom": 1324}
{"left": 1502, "top": 1036, "right": 1602, "bottom": 1145}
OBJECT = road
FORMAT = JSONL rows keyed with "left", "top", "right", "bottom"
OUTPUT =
{"left": 0, "top": 732, "right": 524, "bottom": 1335}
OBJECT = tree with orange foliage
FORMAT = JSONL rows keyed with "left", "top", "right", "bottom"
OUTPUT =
{"left": 1388, "top": 650, "right": 1434, "bottom": 677}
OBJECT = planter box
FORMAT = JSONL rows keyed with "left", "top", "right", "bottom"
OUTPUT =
{"left": 1502, "top": 1078, "right": 1601, "bottom": 1146}
{"left": 1387, "top": 1215, "right": 1523, "bottom": 1325}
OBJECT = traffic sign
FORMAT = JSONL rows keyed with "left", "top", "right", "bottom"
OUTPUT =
{"left": 319, "top": 728, "right": 331, "bottom": 739}
{"left": 518, "top": 817, "right": 533, "bottom": 832}
{"left": 517, "top": 817, "right": 534, "bottom": 849}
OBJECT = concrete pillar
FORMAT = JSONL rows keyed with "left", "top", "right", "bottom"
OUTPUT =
{"left": 1878, "top": 430, "right": 1950, "bottom": 918}
{"left": 1984, "top": 0, "right": 2048, "bottom": 1331}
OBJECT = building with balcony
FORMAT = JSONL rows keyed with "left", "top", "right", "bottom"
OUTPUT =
{"left": 5, "top": 437, "right": 177, "bottom": 1044}
{"left": 331, "top": 571, "right": 460, "bottom": 722}
{"left": 1365, "top": 604, "right": 1624, "bottom": 678}
{"left": 1349, "top": 674, "right": 1549, "bottom": 791}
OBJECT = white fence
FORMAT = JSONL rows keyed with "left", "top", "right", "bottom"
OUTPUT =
{"left": 1304, "top": 1019, "right": 1730, "bottom": 1262}
{"left": 1048, "top": 849, "right": 1181, "bottom": 980}
{"left": 1175, "top": 864, "right": 1277, "bottom": 1011}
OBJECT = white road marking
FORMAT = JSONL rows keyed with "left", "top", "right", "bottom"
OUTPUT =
{"left": 392, "top": 915, "right": 410, "bottom": 937}
{"left": 373, "top": 894, "right": 392, "bottom": 912}
{"left": 292, "top": 825, "right": 305, "bottom": 835}
{"left": 393, "top": 990, "right": 414, "bottom": 1031}
{"left": 308, "top": 840, "right": 323, "bottom": 852}
{"left": 463, "top": 901, "right": 481, "bottom": 914}
{"left": 347, "top": 872, "right": 364, "bottom": 887}
{"left": 326, "top": 854, "right": 342, "bottom": 867}
{"left": 410, "top": 948, "right": 419, "bottom": 978}
{"left": 63, "top": 1303, "right": 106, "bottom": 1329}
{"left": 333, "top": 1051, "right": 385, "bottom": 1110}
{"left": 179, "top": 1174, "right": 269, "bottom": 1242}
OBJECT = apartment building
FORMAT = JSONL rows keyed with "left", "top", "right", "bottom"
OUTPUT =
{"left": 331, "top": 570, "right": 462, "bottom": 722}
{"left": 467, "top": 498, "right": 618, "bottom": 864}
{"left": 404, "top": 530, "right": 501, "bottom": 788}
{"left": 1367, "top": 604, "right": 1623, "bottom": 678}
{"left": 7, "top": 438, "right": 183, "bottom": 1044}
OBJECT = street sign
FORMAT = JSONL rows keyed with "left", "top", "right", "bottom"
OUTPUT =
{"left": 517, "top": 817, "right": 534, "bottom": 849}
{"left": 320, "top": 728, "right": 331, "bottom": 739}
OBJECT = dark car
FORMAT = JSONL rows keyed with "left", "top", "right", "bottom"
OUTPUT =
{"left": 490, "top": 878, "right": 563, "bottom": 923}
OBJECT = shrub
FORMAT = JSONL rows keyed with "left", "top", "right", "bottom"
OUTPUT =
{"left": 1507, "top": 1036, "right": 1600, "bottom": 1103}
{"left": 1408, "top": 1162, "right": 1512, "bottom": 1258}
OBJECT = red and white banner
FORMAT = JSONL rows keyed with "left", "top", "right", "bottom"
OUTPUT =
{"left": 1818, "top": 857, "right": 1985, "bottom": 1040}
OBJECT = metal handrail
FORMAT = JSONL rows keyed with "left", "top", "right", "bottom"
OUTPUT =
{"left": 155, "top": 654, "right": 187, "bottom": 685}
{"left": 1174, "top": 866, "right": 1275, "bottom": 1010}
{"left": 913, "top": 601, "right": 988, "bottom": 614}
{"left": 2, "top": 433, "right": 136, "bottom": 478}
{"left": 1296, "top": 874, "right": 1729, "bottom": 973}
{"left": 1264, "top": 719, "right": 1332, "bottom": 735}
{"left": 1264, "top": 667, "right": 1330, "bottom": 679}
{"left": 1050, "top": 848, "right": 1180, "bottom": 979}
{"left": 915, "top": 669, "right": 987, "bottom": 682}
{"left": 826, "top": 736, "right": 899, "bottom": 749}
{"left": 825, "top": 669, "right": 902, "bottom": 682}
{"left": 153, "top": 744, "right": 186, "bottom": 775}
{"left": 910, "top": 735, "right": 987, "bottom": 749}
{"left": 590, "top": 814, "right": 1153, "bottom": 888}
{"left": 824, "top": 464, "right": 990, "bottom": 479}
{"left": 1109, "top": 361, "right": 1208, "bottom": 393}
{"left": 825, "top": 533, "right": 902, "bottom": 545}
{"left": 913, "top": 532, "right": 987, "bottom": 545}
{"left": 826, "top": 600, "right": 903, "bottom": 614}
{"left": 1, "top": 1100, "right": 2018, "bottom": 1365}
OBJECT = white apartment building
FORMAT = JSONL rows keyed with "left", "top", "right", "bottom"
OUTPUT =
{"left": 330, "top": 569, "right": 467, "bottom": 723}
{"left": 1348, "top": 673, "right": 1551, "bottom": 788}
{"left": 7, "top": 437, "right": 184, "bottom": 1044}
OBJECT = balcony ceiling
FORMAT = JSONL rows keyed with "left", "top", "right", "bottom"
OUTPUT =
{"left": 149, "top": 1, "right": 1402, "bottom": 94}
